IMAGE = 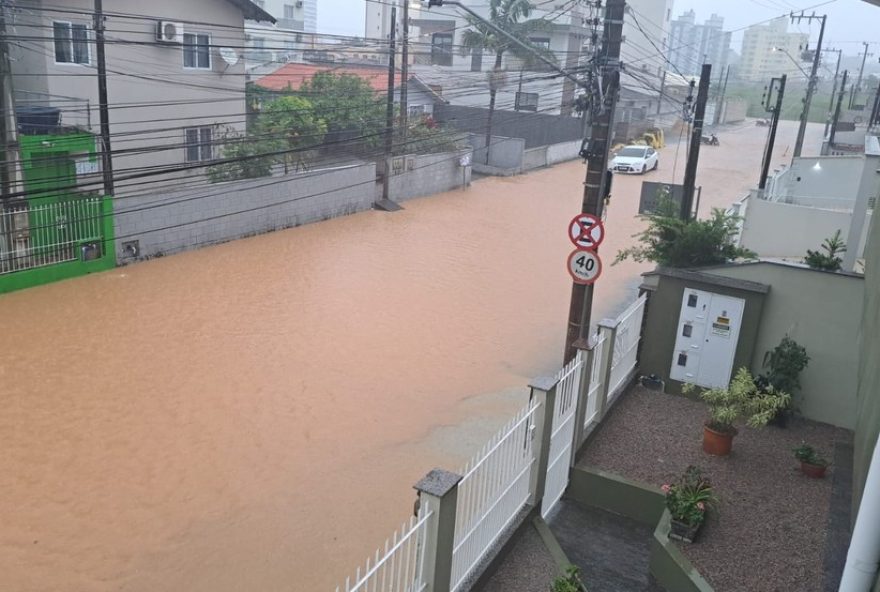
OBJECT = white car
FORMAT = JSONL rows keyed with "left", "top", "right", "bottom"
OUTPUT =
{"left": 610, "top": 145, "right": 659, "bottom": 174}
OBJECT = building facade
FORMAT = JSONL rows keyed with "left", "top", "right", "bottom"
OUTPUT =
{"left": 253, "top": 0, "right": 316, "bottom": 32}
{"left": 738, "top": 17, "right": 808, "bottom": 82}
{"left": 667, "top": 10, "right": 731, "bottom": 77}
{"left": 10, "top": 0, "right": 274, "bottom": 193}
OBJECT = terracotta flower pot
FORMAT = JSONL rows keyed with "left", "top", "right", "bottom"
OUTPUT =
{"left": 800, "top": 461, "right": 828, "bottom": 479}
{"left": 702, "top": 423, "right": 736, "bottom": 456}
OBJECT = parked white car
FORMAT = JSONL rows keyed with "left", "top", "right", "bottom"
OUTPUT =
{"left": 610, "top": 145, "right": 659, "bottom": 174}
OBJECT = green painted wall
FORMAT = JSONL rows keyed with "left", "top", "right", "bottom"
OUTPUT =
{"left": 705, "top": 263, "right": 864, "bottom": 429}
{"left": 19, "top": 133, "right": 98, "bottom": 200}
{"left": 854, "top": 208, "right": 880, "bottom": 521}
{"left": 639, "top": 271, "right": 766, "bottom": 395}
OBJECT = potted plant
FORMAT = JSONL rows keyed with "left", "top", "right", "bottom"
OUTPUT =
{"left": 550, "top": 566, "right": 586, "bottom": 592}
{"left": 758, "top": 336, "right": 810, "bottom": 427}
{"left": 793, "top": 443, "right": 830, "bottom": 478}
{"left": 683, "top": 368, "right": 791, "bottom": 456}
{"left": 663, "top": 466, "right": 717, "bottom": 543}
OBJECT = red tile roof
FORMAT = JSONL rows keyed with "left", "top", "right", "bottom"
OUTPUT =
{"left": 254, "top": 63, "right": 402, "bottom": 93}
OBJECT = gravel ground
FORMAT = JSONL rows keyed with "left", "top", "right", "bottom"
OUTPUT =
{"left": 480, "top": 521, "right": 561, "bottom": 592}
{"left": 578, "top": 386, "right": 852, "bottom": 592}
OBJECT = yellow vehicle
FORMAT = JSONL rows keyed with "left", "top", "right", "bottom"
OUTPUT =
{"left": 641, "top": 128, "right": 665, "bottom": 150}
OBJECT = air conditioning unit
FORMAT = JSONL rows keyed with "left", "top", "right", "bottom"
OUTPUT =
{"left": 156, "top": 21, "right": 183, "bottom": 43}
{"left": 295, "top": 0, "right": 303, "bottom": 7}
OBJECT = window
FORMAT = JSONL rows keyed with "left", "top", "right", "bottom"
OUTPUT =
{"left": 515, "top": 91, "right": 539, "bottom": 112}
{"left": 408, "top": 105, "right": 426, "bottom": 117}
{"left": 183, "top": 33, "right": 211, "bottom": 69}
{"left": 254, "top": 0, "right": 265, "bottom": 6}
{"left": 284, "top": 4, "right": 296, "bottom": 19}
{"left": 54, "top": 21, "right": 89, "bottom": 64}
{"left": 528, "top": 37, "right": 550, "bottom": 50}
{"left": 184, "top": 126, "right": 213, "bottom": 162}
{"left": 431, "top": 33, "right": 453, "bottom": 66}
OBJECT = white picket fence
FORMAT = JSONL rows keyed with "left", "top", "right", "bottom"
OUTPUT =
{"left": 450, "top": 401, "right": 539, "bottom": 591}
{"left": 540, "top": 350, "right": 584, "bottom": 518}
{"left": 334, "top": 294, "right": 648, "bottom": 592}
{"left": 336, "top": 506, "right": 433, "bottom": 592}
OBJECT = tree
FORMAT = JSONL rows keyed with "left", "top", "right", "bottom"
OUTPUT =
{"left": 258, "top": 96, "right": 327, "bottom": 173}
{"left": 804, "top": 229, "right": 846, "bottom": 271}
{"left": 297, "top": 72, "right": 385, "bottom": 148}
{"left": 459, "top": 0, "right": 555, "bottom": 163}
{"left": 615, "top": 196, "right": 756, "bottom": 267}
{"left": 207, "top": 126, "right": 280, "bottom": 182}
{"left": 397, "top": 115, "right": 468, "bottom": 155}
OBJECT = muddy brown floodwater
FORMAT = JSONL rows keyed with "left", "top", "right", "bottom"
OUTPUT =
{"left": 0, "top": 121, "right": 822, "bottom": 591}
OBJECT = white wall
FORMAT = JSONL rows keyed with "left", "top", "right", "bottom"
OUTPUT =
{"left": 740, "top": 197, "right": 853, "bottom": 258}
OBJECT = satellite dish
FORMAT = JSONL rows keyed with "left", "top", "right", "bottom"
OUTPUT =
{"left": 219, "top": 47, "right": 239, "bottom": 66}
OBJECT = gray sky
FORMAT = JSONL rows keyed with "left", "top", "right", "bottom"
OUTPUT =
{"left": 318, "top": 0, "right": 880, "bottom": 58}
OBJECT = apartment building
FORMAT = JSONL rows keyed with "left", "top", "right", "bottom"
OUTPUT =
{"left": 738, "top": 17, "right": 808, "bottom": 82}
{"left": 667, "top": 10, "right": 731, "bottom": 77}
{"left": 252, "top": 0, "right": 316, "bottom": 32}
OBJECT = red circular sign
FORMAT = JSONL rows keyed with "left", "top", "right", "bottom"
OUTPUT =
{"left": 567, "top": 249, "right": 603, "bottom": 285}
{"left": 568, "top": 213, "right": 605, "bottom": 250}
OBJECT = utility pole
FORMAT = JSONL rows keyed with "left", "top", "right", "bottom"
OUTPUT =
{"left": 870, "top": 80, "right": 880, "bottom": 127}
{"left": 381, "top": 6, "right": 397, "bottom": 204}
{"left": 714, "top": 65, "right": 730, "bottom": 125}
{"left": 823, "top": 48, "right": 842, "bottom": 137}
{"left": 399, "top": 0, "right": 409, "bottom": 142}
{"left": 93, "top": 0, "right": 114, "bottom": 196}
{"left": 829, "top": 69, "right": 849, "bottom": 149}
{"left": 850, "top": 42, "right": 871, "bottom": 109}
{"left": 680, "top": 63, "right": 711, "bottom": 221}
{"left": 790, "top": 11, "right": 826, "bottom": 158}
{"left": 759, "top": 75, "right": 787, "bottom": 190}
{"left": 563, "top": 0, "right": 624, "bottom": 363}
{"left": 0, "top": 0, "right": 21, "bottom": 200}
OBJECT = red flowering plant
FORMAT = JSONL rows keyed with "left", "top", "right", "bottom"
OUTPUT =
{"left": 662, "top": 466, "right": 717, "bottom": 527}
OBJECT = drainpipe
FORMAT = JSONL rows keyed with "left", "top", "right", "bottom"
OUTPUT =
{"left": 839, "top": 435, "right": 880, "bottom": 591}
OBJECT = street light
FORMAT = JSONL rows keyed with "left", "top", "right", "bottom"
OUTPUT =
{"left": 771, "top": 46, "right": 810, "bottom": 79}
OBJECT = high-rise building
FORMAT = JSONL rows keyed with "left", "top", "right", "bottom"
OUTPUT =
{"left": 667, "top": 10, "right": 731, "bottom": 77}
{"left": 739, "top": 17, "right": 809, "bottom": 82}
{"left": 256, "top": 0, "right": 317, "bottom": 32}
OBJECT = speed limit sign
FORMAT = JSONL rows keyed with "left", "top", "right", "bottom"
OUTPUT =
{"left": 567, "top": 249, "right": 603, "bottom": 285}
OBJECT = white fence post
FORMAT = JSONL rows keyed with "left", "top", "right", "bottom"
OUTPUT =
{"left": 415, "top": 469, "right": 462, "bottom": 592}
{"left": 527, "top": 376, "right": 557, "bottom": 507}
{"left": 596, "top": 320, "right": 618, "bottom": 421}
{"left": 571, "top": 343, "right": 594, "bottom": 457}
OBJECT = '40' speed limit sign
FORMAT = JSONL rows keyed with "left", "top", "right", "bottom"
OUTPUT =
{"left": 567, "top": 249, "right": 603, "bottom": 285}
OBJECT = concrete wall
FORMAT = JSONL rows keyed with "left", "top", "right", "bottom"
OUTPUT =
{"left": 547, "top": 140, "right": 581, "bottom": 165}
{"left": 385, "top": 151, "right": 472, "bottom": 202}
{"left": 435, "top": 104, "right": 583, "bottom": 149}
{"left": 522, "top": 147, "right": 547, "bottom": 171}
{"left": 776, "top": 156, "right": 865, "bottom": 209}
{"left": 12, "top": 0, "right": 252, "bottom": 188}
{"left": 740, "top": 198, "right": 854, "bottom": 258}
{"left": 468, "top": 134, "right": 525, "bottom": 171}
{"left": 114, "top": 163, "right": 377, "bottom": 262}
{"left": 706, "top": 262, "right": 864, "bottom": 429}
{"left": 854, "top": 206, "right": 880, "bottom": 517}
{"left": 639, "top": 270, "right": 767, "bottom": 396}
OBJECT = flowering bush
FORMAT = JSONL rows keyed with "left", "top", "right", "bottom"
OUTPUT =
{"left": 663, "top": 466, "right": 717, "bottom": 527}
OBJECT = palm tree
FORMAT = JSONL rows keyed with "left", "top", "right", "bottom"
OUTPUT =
{"left": 460, "top": 0, "right": 556, "bottom": 163}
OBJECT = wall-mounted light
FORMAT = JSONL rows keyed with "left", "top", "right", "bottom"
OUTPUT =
{"left": 812, "top": 161, "right": 822, "bottom": 171}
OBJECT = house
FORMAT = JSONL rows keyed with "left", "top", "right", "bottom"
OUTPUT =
{"left": 9, "top": 0, "right": 275, "bottom": 192}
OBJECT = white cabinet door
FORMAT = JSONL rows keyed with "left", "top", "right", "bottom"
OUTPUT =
{"left": 669, "top": 288, "right": 744, "bottom": 389}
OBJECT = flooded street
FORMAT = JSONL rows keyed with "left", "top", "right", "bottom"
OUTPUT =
{"left": 0, "top": 120, "right": 821, "bottom": 591}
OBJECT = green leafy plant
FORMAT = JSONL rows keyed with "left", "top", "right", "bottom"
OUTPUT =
{"left": 662, "top": 466, "right": 717, "bottom": 527}
{"left": 614, "top": 200, "right": 756, "bottom": 268}
{"left": 550, "top": 565, "right": 584, "bottom": 592}
{"left": 761, "top": 335, "right": 810, "bottom": 395}
{"left": 793, "top": 443, "right": 829, "bottom": 467}
{"left": 804, "top": 229, "right": 846, "bottom": 271}
{"left": 296, "top": 71, "right": 385, "bottom": 146}
{"left": 207, "top": 126, "right": 280, "bottom": 182}
{"left": 258, "top": 96, "right": 327, "bottom": 173}
{"left": 682, "top": 368, "right": 791, "bottom": 434}
{"left": 396, "top": 115, "right": 468, "bottom": 155}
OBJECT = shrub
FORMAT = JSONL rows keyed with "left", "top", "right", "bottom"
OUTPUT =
{"left": 683, "top": 368, "right": 791, "bottom": 434}
{"left": 804, "top": 229, "right": 846, "bottom": 271}
{"left": 662, "top": 466, "right": 717, "bottom": 526}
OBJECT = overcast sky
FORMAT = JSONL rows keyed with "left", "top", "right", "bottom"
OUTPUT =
{"left": 318, "top": 0, "right": 880, "bottom": 57}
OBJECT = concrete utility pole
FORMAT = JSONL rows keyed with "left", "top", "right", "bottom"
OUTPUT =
{"left": 0, "top": 0, "right": 21, "bottom": 200}
{"left": 759, "top": 75, "right": 787, "bottom": 191}
{"left": 850, "top": 41, "right": 872, "bottom": 109}
{"left": 870, "top": 80, "right": 880, "bottom": 127}
{"left": 790, "top": 11, "right": 826, "bottom": 158}
{"left": 563, "top": 0, "right": 625, "bottom": 363}
{"left": 823, "top": 48, "right": 842, "bottom": 137}
{"left": 381, "top": 6, "right": 397, "bottom": 204}
{"left": 829, "top": 69, "right": 849, "bottom": 149}
{"left": 399, "top": 0, "right": 409, "bottom": 142}
{"left": 680, "top": 63, "right": 711, "bottom": 221}
{"left": 714, "top": 65, "right": 730, "bottom": 125}
{"left": 94, "top": 0, "right": 114, "bottom": 197}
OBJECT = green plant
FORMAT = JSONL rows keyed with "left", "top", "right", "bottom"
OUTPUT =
{"left": 662, "top": 466, "right": 717, "bottom": 526}
{"left": 804, "top": 229, "right": 846, "bottom": 271}
{"left": 258, "top": 96, "right": 327, "bottom": 173}
{"left": 207, "top": 126, "right": 279, "bottom": 182}
{"left": 762, "top": 335, "right": 810, "bottom": 395}
{"left": 682, "top": 368, "right": 791, "bottom": 434}
{"left": 614, "top": 203, "right": 756, "bottom": 268}
{"left": 793, "top": 443, "right": 829, "bottom": 466}
{"left": 551, "top": 565, "right": 584, "bottom": 592}
{"left": 296, "top": 71, "right": 385, "bottom": 145}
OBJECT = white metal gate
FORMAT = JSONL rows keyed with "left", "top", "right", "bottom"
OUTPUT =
{"left": 540, "top": 349, "right": 583, "bottom": 518}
